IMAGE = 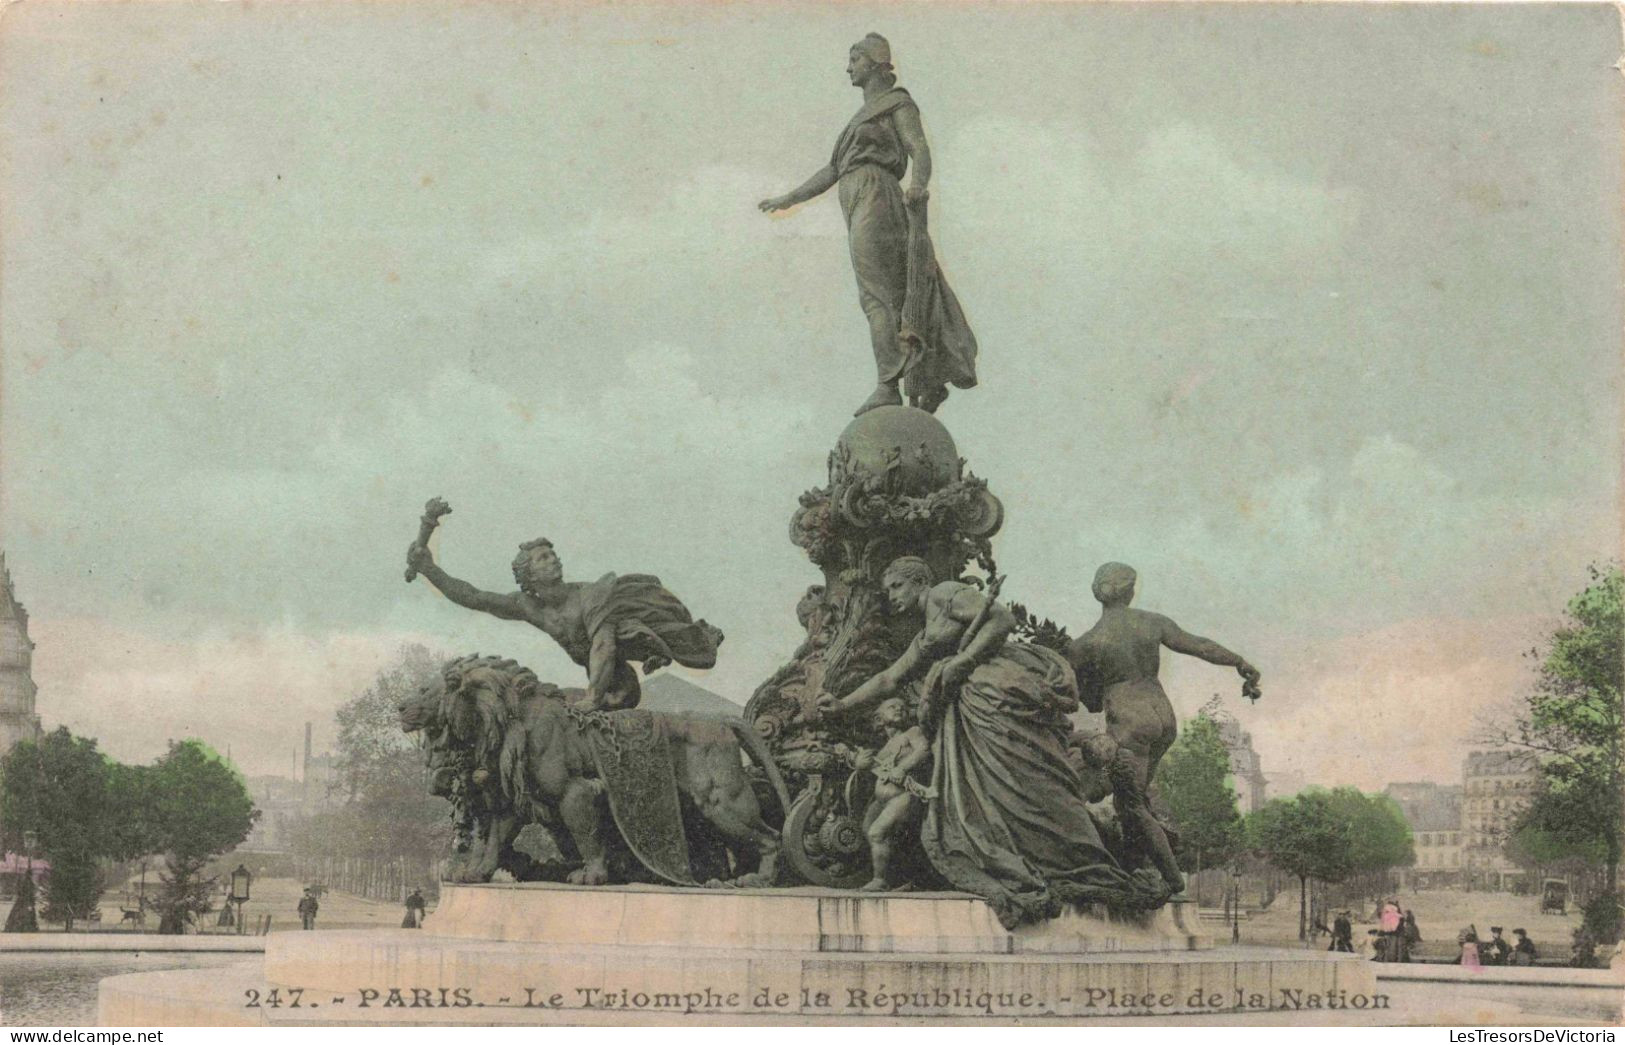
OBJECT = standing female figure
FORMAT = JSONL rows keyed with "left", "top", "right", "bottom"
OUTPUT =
{"left": 760, "top": 35, "right": 977, "bottom": 417}
{"left": 819, "top": 557, "right": 1167, "bottom": 928}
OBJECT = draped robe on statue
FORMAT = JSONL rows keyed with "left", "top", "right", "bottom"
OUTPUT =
{"left": 831, "top": 87, "right": 978, "bottom": 402}
{"left": 558, "top": 573, "right": 722, "bottom": 709}
{"left": 577, "top": 573, "right": 722, "bottom": 671}
{"left": 913, "top": 601, "right": 1169, "bottom": 928}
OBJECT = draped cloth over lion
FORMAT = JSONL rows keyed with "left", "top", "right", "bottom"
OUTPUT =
{"left": 570, "top": 708, "right": 698, "bottom": 885}
{"left": 566, "top": 708, "right": 754, "bottom": 886}
{"left": 920, "top": 641, "right": 1170, "bottom": 928}
{"left": 579, "top": 572, "right": 722, "bottom": 671}
{"left": 831, "top": 87, "right": 978, "bottom": 402}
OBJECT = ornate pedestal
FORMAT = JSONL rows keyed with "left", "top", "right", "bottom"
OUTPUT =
{"left": 99, "top": 884, "right": 1381, "bottom": 1026}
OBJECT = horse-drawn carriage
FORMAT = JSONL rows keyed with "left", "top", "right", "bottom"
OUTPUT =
{"left": 1540, "top": 878, "right": 1568, "bottom": 916}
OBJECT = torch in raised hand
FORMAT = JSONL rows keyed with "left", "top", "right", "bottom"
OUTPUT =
{"left": 404, "top": 497, "right": 453, "bottom": 582}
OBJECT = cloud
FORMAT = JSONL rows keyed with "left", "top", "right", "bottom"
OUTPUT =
{"left": 1234, "top": 614, "right": 1550, "bottom": 792}
{"left": 943, "top": 117, "right": 1360, "bottom": 271}
{"left": 29, "top": 617, "right": 441, "bottom": 775}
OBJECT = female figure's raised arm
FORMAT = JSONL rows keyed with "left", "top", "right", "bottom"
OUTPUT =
{"left": 759, "top": 165, "right": 839, "bottom": 213}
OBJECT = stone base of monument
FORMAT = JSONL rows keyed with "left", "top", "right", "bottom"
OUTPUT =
{"left": 98, "top": 883, "right": 1380, "bottom": 1025}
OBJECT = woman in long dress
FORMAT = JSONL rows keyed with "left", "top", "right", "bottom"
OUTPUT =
{"left": 759, "top": 35, "right": 977, "bottom": 417}
{"left": 820, "top": 557, "right": 1168, "bottom": 928}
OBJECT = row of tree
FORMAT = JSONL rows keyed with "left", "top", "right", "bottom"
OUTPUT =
{"left": 286, "top": 645, "right": 452, "bottom": 869}
{"left": 1, "top": 733, "right": 257, "bottom": 933}
{"left": 1494, "top": 564, "right": 1623, "bottom": 945}
{"left": 1157, "top": 714, "right": 1416, "bottom": 939}
{"left": 1155, "top": 564, "right": 1623, "bottom": 947}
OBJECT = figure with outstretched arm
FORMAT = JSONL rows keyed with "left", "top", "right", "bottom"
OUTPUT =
{"left": 404, "top": 498, "right": 723, "bottom": 712}
{"left": 1065, "top": 562, "right": 1261, "bottom": 894}
{"left": 759, "top": 34, "right": 977, "bottom": 417}
{"left": 819, "top": 562, "right": 1013, "bottom": 720}
{"left": 815, "top": 557, "right": 1170, "bottom": 929}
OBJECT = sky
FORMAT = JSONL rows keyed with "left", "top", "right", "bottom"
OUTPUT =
{"left": 0, "top": 2, "right": 1619, "bottom": 791}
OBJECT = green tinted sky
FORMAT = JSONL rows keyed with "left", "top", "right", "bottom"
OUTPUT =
{"left": 1, "top": 2, "right": 1619, "bottom": 786}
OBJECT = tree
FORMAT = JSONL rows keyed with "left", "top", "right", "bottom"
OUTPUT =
{"left": 1156, "top": 715, "right": 1244, "bottom": 875}
{"left": 1247, "top": 790, "right": 1355, "bottom": 940}
{"left": 0, "top": 728, "right": 142, "bottom": 929}
{"left": 1504, "top": 778, "right": 1611, "bottom": 898}
{"left": 288, "top": 645, "right": 453, "bottom": 868}
{"left": 1487, "top": 565, "right": 1622, "bottom": 919}
{"left": 144, "top": 740, "right": 257, "bottom": 934}
{"left": 1327, "top": 788, "right": 1414, "bottom": 898}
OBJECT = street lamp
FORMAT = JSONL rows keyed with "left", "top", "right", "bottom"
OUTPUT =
{"left": 1230, "top": 867, "right": 1243, "bottom": 943}
{"left": 229, "top": 864, "right": 252, "bottom": 936}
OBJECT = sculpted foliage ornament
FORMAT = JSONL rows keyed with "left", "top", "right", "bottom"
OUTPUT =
{"left": 749, "top": 406, "right": 1006, "bottom": 889}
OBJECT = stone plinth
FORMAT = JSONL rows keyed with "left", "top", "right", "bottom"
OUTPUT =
{"left": 98, "top": 884, "right": 1383, "bottom": 1026}
{"left": 424, "top": 882, "right": 1210, "bottom": 954}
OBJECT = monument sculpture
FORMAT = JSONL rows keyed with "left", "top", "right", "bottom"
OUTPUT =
{"left": 744, "top": 405, "right": 1004, "bottom": 888}
{"left": 92, "top": 31, "right": 1398, "bottom": 1030}
{"left": 1066, "top": 562, "right": 1262, "bottom": 895}
{"left": 396, "top": 653, "right": 789, "bottom": 886}
{"left": 389, "top": 29, "right": 1267, "bottom": 920}
{"left": 816, "top": 555, "right": 1172, "bottom": 926}
{"left": 404, "top": 498, "right": 724, "bottom": 712}
{"left": 759, "top": 33, "right": 978, "bottom": 417}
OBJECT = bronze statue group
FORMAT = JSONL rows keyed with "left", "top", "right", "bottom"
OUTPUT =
{"left": 402, "top": 36, "right": 1261, "bottom": 929}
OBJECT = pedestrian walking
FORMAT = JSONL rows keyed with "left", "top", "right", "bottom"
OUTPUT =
{"left": 402, "top": 888, "right": 426, "bottom": 929}
{"left": 297, "top": 888, "right": 319, "bottom": 931}
{"left": 1329, "top": 910, "right": 1354, "bottom": 953}
{"left": 1401, "top": 909, "right": 1421, "bottom": 962}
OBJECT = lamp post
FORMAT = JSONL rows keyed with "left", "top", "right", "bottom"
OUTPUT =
{"left": 22, "top": 829, "right": 36, "bottom": 907}
{"left": 229, "top": 864, "right": 252, "bottom": 936}
{"left": 1230, "top": 866, "right": 1243, "bottom": 943}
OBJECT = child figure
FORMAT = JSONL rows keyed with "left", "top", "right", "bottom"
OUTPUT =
{"left": 854, "top": 696, "right": 933, "bottom": 891}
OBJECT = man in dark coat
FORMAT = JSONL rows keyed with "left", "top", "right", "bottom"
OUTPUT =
{"left": 1487, "top": 926, "right": 1512, "bottom": 965}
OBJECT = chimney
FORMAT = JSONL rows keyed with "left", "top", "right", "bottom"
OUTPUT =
{"left": 304, "top": 722, "right": 313, "bottom": 780}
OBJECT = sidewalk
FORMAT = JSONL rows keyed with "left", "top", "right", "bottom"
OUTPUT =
{"left": 0, "top": 933, "right": 264, "bottom": 953}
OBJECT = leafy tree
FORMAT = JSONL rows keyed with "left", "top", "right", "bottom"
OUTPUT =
{"left": 1327, "top": 787, "right": 1414, "bottom": 897}
{"left": 0, "top": 728, "right": 142, "bottom": 929}
{"left": 1247, "top": 790, "right": 1355, "bottom": 940}
{"left": 1504, "top": 777, "right": 1611, "bottom": 894}
{"left": 289, "top": 645, "right": 452, "bottom": 866}
{"left": 1487, "top": 565, "right": 1622, "bottom": 920}
{"left": 1157, "top": 715, "right": 1244, "bottom": 873}
{"left": 144, "top": 740, "right": 257, "bottom": 934}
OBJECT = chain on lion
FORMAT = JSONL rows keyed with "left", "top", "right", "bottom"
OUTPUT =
{"left": 565, "top": 704, "right": 664, "bottom": 764}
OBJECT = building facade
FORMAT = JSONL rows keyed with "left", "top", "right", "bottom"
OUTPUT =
{"left": 1213, "top": 713, "right": 1269, "bottom": 814}
{"left": 1385, "top": 781, "right": 1463, "bottom": 888}
{"left": 1461, "top": 750, "right": 1538, "bottom": 891}
{"left": 0, "top": 555, "right": 42, "bottom": 756}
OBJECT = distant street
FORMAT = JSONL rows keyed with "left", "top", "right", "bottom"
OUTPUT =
{"left": 1234, "top": 888, "right": 1584, "bottom": 962}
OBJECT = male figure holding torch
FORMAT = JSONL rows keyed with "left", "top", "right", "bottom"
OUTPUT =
{"left": 404, "top": 498, "right": 723, "bottom": 712}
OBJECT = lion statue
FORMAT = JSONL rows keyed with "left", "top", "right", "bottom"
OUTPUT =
{"left": 399, "top": 654, "right": 791, "bottom": 887}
